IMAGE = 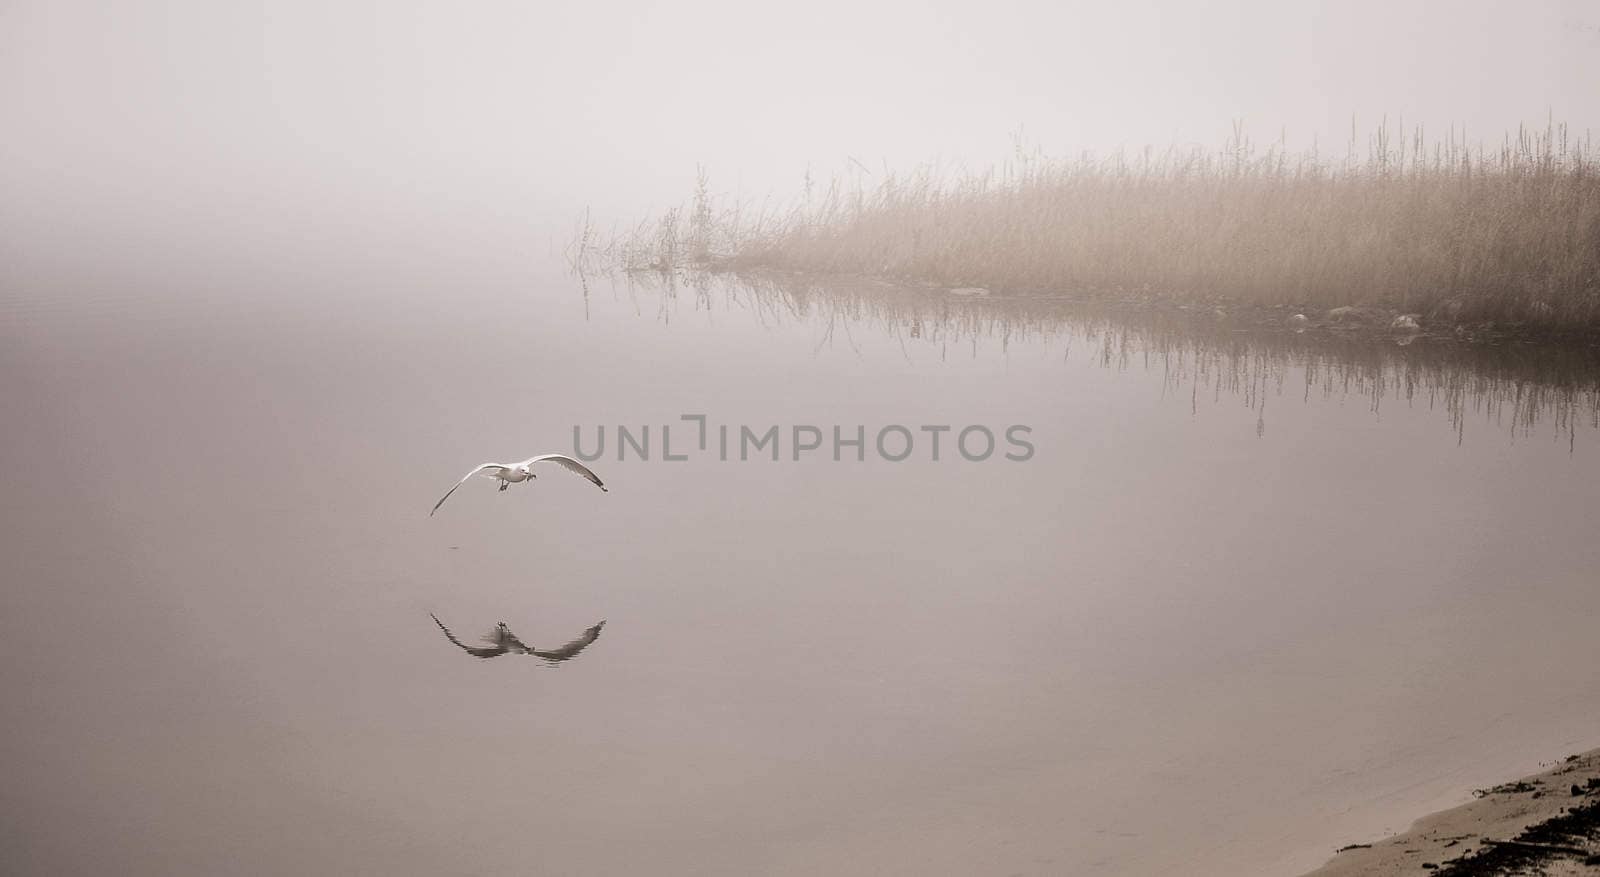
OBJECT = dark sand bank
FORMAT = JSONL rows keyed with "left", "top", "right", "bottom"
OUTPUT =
{"left": 1305, "top": 749, "right": 1600, "bottom": 876}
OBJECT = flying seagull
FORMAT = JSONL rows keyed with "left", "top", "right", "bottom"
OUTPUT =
{"left": 430, "top": 454, "right": 606, "bottom": 515}
{"left": 429, "top": 613, "right": 607, "bottom": 663}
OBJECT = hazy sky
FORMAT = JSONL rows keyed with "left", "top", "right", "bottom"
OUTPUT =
{"left": 4, "top": 1, "right": 1599, "bottom": 236}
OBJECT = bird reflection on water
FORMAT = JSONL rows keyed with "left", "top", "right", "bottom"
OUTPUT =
{"left": 429, "top": 613, "right": 606, "bottom": 664}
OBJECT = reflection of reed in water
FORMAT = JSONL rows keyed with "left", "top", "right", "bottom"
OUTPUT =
{"left": 596, "top": 271, "right": 1600, "bottom": 445}
{"left": 430, "top": 613, "right": 606, "bottom": 664}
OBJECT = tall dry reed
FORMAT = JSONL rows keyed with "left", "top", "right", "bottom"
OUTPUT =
{"left": 574, "top": 120, "right": 1600, "bottom": 331}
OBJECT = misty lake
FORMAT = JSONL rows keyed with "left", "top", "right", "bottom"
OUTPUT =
{"left": 5, "top": 250, "right": 1599, "bottom": 876}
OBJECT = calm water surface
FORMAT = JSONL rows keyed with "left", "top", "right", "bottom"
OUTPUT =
{"left": 4, "top": 250, "right": 1599, "bottom": 876}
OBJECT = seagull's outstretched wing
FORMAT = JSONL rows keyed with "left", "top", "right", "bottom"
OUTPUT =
{"left": 531, "top": 620, "right": 607, "bottom": 663}
{"left": 525, "top": 454, "right": 608, "bottom": 492}
{"left": 430, "top": 612, "right": 509, "bottom": 659}
{"left": 430, "top": 464, "right": 510, "bottom": 515}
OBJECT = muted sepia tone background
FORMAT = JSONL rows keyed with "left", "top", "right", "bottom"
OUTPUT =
{"left": 4, "top": 3, "right": 1600, "bottom": 875}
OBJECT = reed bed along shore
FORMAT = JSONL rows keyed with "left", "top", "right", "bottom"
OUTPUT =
{"left": 574, "top": 121, "right": 1600, "bottom": 335}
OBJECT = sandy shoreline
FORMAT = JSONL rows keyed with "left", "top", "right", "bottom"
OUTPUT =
{"left": 1303, "top": 748, "right": 1600, "bottom": 876}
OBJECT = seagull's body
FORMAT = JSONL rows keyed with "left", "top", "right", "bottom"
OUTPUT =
{"left": 429, "top": 613, "right": 607, "bottom": 663}
{"left": 430, "top": 453, "right": 607, "bottom": 515}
